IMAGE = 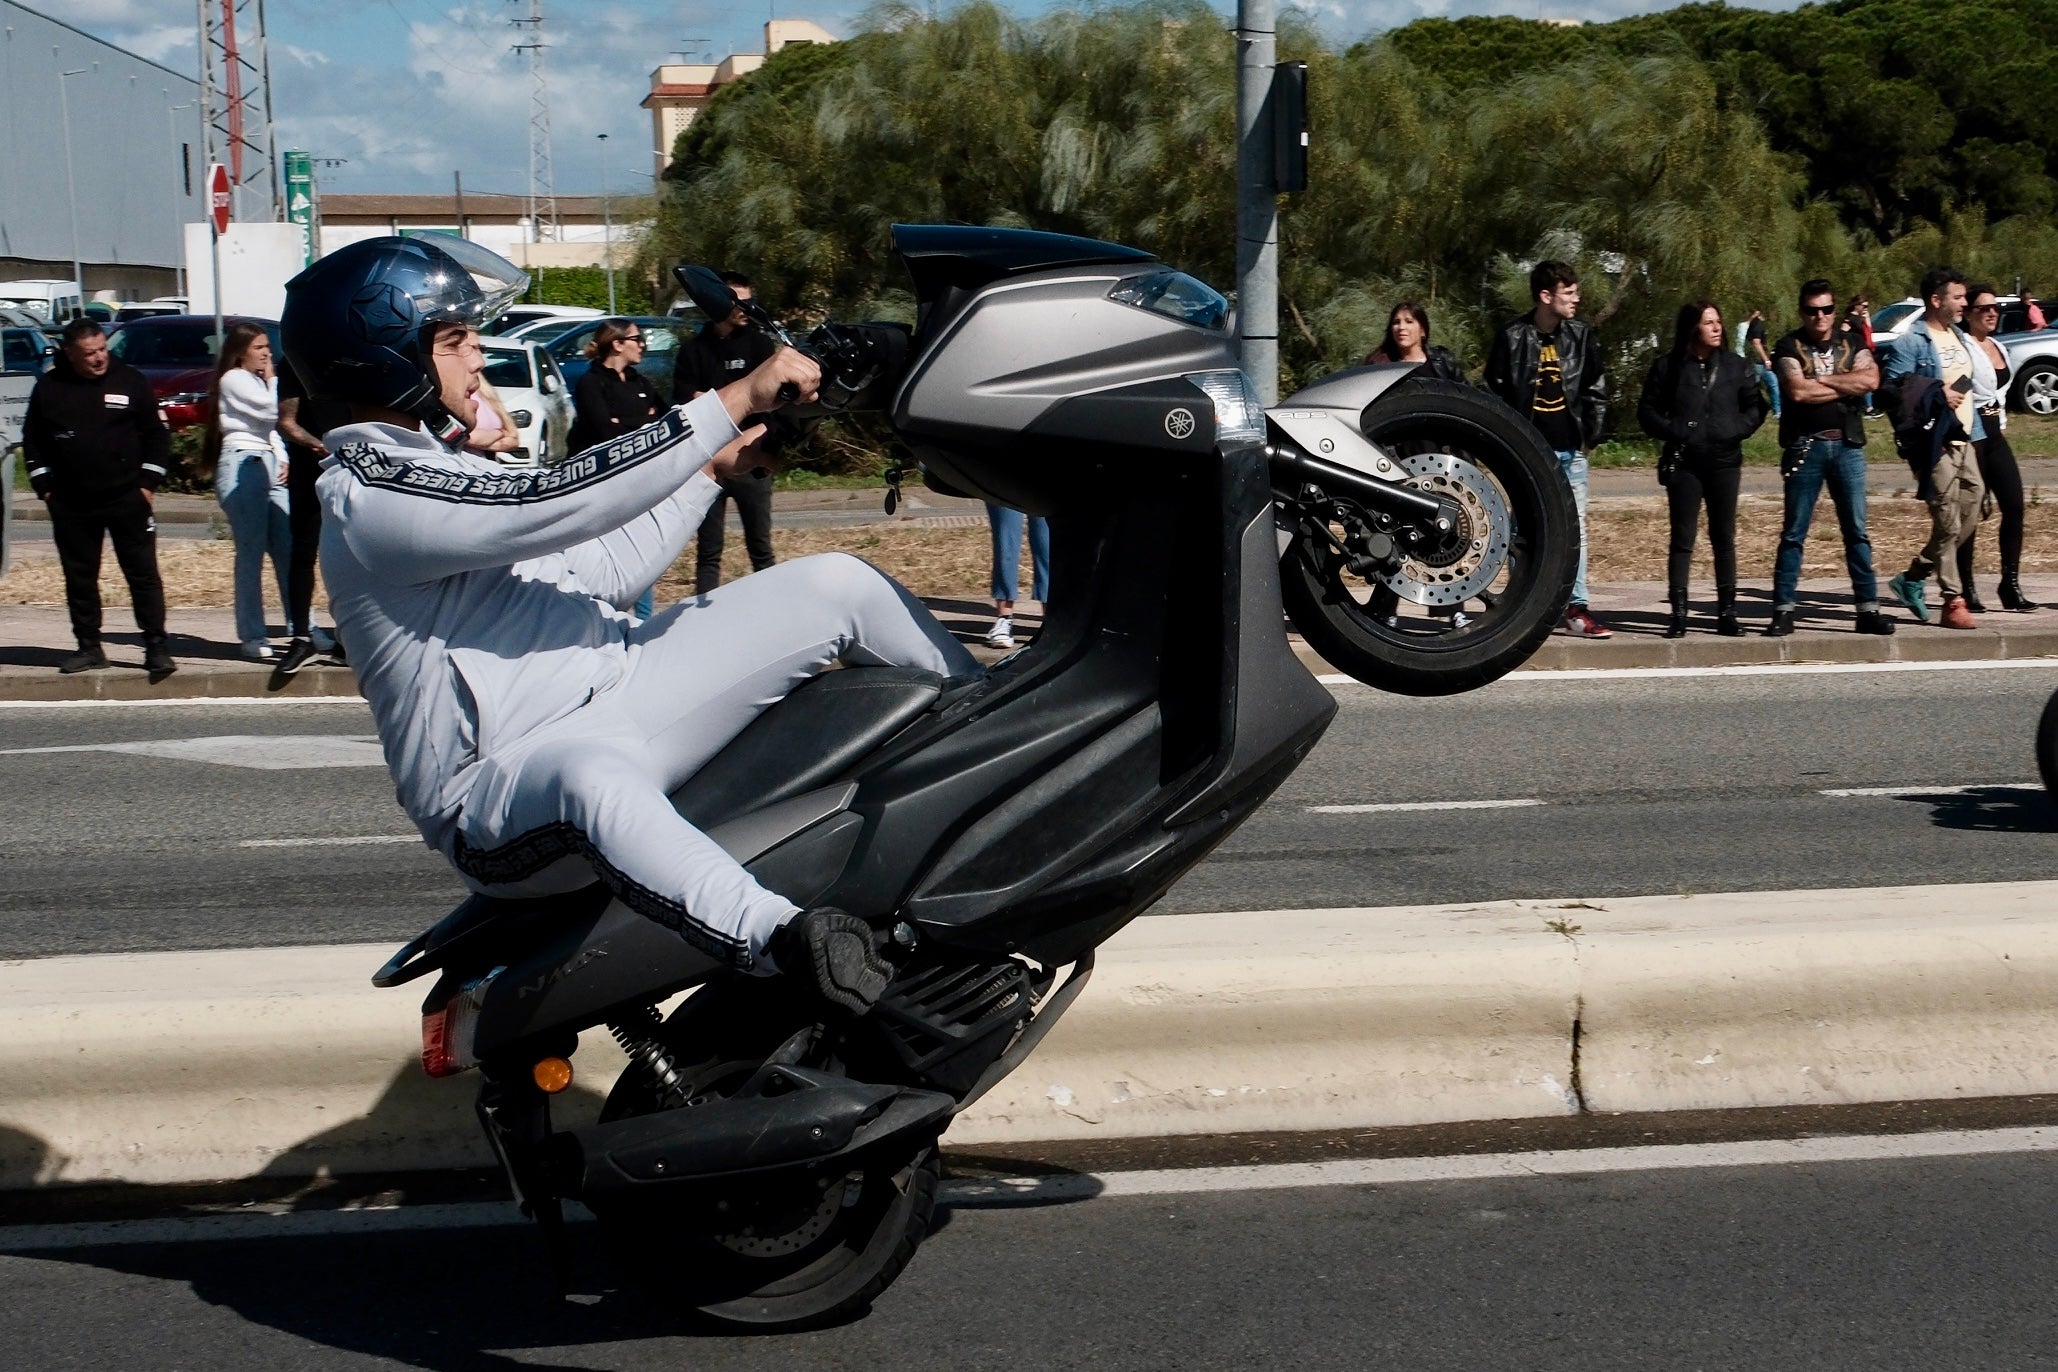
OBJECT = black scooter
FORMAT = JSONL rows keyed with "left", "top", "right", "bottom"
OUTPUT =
{"left": 373, "top": 224, "right": 1576, "bottom": 1328}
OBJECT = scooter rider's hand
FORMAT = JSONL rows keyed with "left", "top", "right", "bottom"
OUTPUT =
{"left": 716, "top": 346, "right": 820, "bottom": 429}
{"left": 705, "top": 423, "right": 774, "bottom": 482}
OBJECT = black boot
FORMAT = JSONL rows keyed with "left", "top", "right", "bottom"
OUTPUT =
{"left": 1963, "top": 585, "right": 1989, "bottom": 615}
{"left": 1999, "top": 575, "right": 2040, "bottom": 612}
{"left": 60, "top": 643, "right": 108, "bottom": 674}
{"left": 1715, "top": 588, "right": 1743, "bottom": 637}
{"left": 142, "top": 637, "right": 176, "bottom": 675}
{"left": 1663, "top": 591, "right": 1688, "bottom": 639}
{"left": 1763, "top": 609, "right": 1796, "bottom": 637}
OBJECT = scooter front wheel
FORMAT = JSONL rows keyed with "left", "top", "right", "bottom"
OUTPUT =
{"left": 592, "top": 982, "right": 940, "bottom": 1330}
{"left": 1278, "top": 378, "right": 1578, "bottom": 697}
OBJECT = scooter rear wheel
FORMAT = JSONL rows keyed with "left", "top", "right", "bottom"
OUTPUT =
{"left": 1278, "top": 378, "right": 1578, "bottom": 696}
{"left": 2038, "top": 687, "right": 2058, "bottom": 799}
{"left": 593, "top": 982, "right": 941, "bottom": 1330}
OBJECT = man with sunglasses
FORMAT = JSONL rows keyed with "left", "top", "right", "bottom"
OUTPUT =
{"left": 1882, "top": 267, "right": 1984, "bottom": 630}
{"left": 1768, "top": 279, "right": 1893, "bottom": 637}
{"left": 677, "top": 270, "right": 779, "bottom": 595}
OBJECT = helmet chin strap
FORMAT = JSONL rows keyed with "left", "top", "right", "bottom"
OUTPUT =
{"left": 410, "top": 330, "right": 472, "bottom": 446}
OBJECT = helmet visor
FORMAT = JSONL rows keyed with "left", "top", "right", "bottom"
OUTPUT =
{"left": 412, "top": 236, "right": 530, "bottom": 328}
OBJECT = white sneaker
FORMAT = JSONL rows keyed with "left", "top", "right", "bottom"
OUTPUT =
{"left": 240, "top": 639, "right": 275, "bottom": 662}
{"left": 983, "top": 616, "right": 1015, "bottom": 648}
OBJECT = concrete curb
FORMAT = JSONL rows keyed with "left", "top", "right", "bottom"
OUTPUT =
{"left": 4, "top": 881, "right": 2056, "bottom": 1189}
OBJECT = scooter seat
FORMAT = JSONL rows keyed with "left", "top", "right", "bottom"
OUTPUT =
{"left": 670, "top": 666, "right": 944, "bottom": 829}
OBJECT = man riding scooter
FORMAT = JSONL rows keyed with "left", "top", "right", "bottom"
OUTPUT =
{"left": 281, "top": 236, "right": 977, "bottom": 1015}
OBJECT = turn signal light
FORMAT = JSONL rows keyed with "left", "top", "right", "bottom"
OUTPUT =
{"left": 532, "top": 1057, "right": 574, "bottom": 1094}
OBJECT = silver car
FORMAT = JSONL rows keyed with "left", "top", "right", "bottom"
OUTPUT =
{"left": 479, "top": 337, "right": 573, "bottom": 467}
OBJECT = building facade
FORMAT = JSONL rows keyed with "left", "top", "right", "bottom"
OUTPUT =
{"left": 0, "top": 2, "right": 204, "bottom": 298}
{"left": 317, "top": 194, "right": 646, "bottom": 271}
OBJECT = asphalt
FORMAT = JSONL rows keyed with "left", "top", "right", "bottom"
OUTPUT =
{"left": 8, "top": 1145, "right": 2058, "bottom": 1368}
{"left": 1, "top": 664, "right": 2052, "bottom": 960}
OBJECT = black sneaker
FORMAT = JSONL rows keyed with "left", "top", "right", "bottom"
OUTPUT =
{"left": 1853, "top": 610, "right": 1897, "bottom": 636}
{"left": 59, "top": 646, "right": 109, "bottom": 674}
{"left": 767, "top": 907, "right": 894, "bottom": 1016}
{"left": 143, "top": 641, "right": 176, "bottom": 674}
{"left": 275, "top": 637, "right": 320, "bottom": 677}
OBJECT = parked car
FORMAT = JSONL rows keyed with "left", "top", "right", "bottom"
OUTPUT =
{"left": 0, "top": 304, "right": 54, "bottom": 332}
{"left": 495, "top": 315, "right": 587, "bottom": 344}
{"left": 544, "top": 313, "right": 699, "bottom": 399}
{"left": 104, "top": 314, "right": 280, "bottom": 430}
{"left": 115, "top": 302, "right": 184, "bottom": 323}
{"left": 1, "top": 324, "right": 57, "bottom": 376}
{"left": 2002, "top": 325, "right": 2058, "bottom": 416}
{"left": 484, "top": 303, "right": 604, "bottom": 337}
{"left": 1871, "top": 294, "right": 2055, "bottom": 355}
{"left": 480, "top": 337, "right": 573, "bottom": 467}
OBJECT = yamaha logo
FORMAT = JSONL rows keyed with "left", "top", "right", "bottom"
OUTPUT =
{"left": 1165, "top": 408, "right": 1197, "bottom": 440}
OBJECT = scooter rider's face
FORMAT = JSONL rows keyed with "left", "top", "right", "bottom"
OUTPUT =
{"left": 429, "top": 324, "right": 484, "bottom": 427}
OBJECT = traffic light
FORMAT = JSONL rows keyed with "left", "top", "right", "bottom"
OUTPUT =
{"left": 1273, "top": 60, "right": 1309, "bottom": 194}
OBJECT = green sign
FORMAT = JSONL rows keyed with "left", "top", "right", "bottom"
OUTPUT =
{"left": 283, "top": 150, "right": 316, "bottom": 266}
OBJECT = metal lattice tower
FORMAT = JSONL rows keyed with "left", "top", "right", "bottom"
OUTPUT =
{"left": 510, "top": 0, "right": 559, "bottom": 242}
{"left": 196, "top": 0, "right": 279, "bottom": 222}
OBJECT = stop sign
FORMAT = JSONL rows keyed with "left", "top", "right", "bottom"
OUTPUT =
{"left": 207, "top": 163, "right": 231, "bottom": 235}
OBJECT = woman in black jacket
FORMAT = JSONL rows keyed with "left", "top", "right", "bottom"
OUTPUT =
{"left": 568, "top": 318, "right": 662, "bottom": 456}
{"left": 1363, "top": 302, "right": 1468, "bottom": 384}
{"left": 1638, "top": 301, "right": 1769, "bottom": 637}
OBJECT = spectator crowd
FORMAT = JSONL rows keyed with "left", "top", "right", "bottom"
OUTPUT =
{"left": 12, "top": 257, "right": 2047, "bottom": 677}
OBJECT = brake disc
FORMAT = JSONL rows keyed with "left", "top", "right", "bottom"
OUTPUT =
{"left": 1380, "top": 451, "right": 1512, "bottom": 607}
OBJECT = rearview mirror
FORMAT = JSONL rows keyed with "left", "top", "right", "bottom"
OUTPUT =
{"left": 674, "top": 264, "right": 737, "bottom": 320}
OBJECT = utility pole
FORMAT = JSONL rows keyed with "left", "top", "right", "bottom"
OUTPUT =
{"left": 197, "top": 0, "right": 280, "bottom": 223}
{"left": 1234, "top": 0, "right": 1278, "bottom": 404}
{"left": 510, "top": 0, "right": 559, "bottom": 244}
{"left": 597, "top": 134, "right": 616, "bottom": 313}
{"left": 57, "top": 57, "right": 91, "bottom": 310}
{"left": 454, "top": 169, "right": 467, "bottom": 239}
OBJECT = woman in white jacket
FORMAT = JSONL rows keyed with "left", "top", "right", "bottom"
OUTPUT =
{"left": 206, "top": 323, "right": 293, "bottom": 659}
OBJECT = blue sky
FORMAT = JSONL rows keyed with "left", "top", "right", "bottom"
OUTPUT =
{"left": 60, "top": 0, "right": 1802, "bottom": 197}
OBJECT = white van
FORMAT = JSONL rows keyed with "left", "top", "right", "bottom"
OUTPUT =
{"left": 0, "top": 280, "right": 85, "bottom": 324}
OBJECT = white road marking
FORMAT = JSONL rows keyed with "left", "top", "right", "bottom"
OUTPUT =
{"left": 1318, "top": 657, "right": 2058, "bottom": 687}
{"left": 1307, "top": 798, "right": 1546, "bottom": 814}
{"left": 0, "top": 734, "right": 386, "bottom": 769}
{"left": 240, "top": 835, "right": 418, "bottom": 848}
{"left": 5, "top": 1125, "right": 2055, "bottom": 1252}
{"left": 1820, "top": 783, "right": 2042, "bottom": 798}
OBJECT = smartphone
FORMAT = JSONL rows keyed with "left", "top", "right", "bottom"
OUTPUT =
{"left": 1951, "top": 375, "right": 1974, "bottom": 394}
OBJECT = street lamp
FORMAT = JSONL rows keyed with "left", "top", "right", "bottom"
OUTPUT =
{"left": 57, "top": 56, "right": 93, "bottom": 317}
{"left": 166, "top": 94, "right": 195, "bottom": 298}
{"left": 597, "top": 133, "right": 616, "bottom": 314}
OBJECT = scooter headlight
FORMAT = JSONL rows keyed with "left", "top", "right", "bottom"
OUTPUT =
{"left": 1187, "top": 370, "right": 1266, "bottom": 447}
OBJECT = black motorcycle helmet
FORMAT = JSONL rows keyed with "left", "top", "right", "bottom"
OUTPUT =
{"left": 281, "top": 235, "right": 528, "bottom": 444}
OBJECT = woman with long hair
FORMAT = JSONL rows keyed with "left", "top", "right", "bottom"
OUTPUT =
{"left": 1959, "top": 284, "right": 2037, "bottom": 612}
{"left": 568, "top": 318, "right": 661, "bottom": 455}
{"left": 1637, "top": 300, "right": 1769, "bottom": 637}
{"left": 1363, "top": 301, "right": 1467, "bottom": 383}
{"left": 205, "top": 322, "right": 293, "bottom": 660}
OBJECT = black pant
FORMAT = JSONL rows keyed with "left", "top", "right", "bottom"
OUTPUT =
{"left": 1958, "top": 426, "right": 2023, "bottom": 591}
{"left": 286, "top": 442, "right": 323, "bottom": 638}
{"left": 1665, "top": 461, "right": 1741, "bottom": 598}
{"left": 49, "top": 488, "right": 167, "bottom": 647}
{"left": 694, "top": 469, "right": 776, "bottom": 595}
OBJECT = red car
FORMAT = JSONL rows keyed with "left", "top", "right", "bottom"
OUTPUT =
{"left": 104, "top": 314, "right": 281, "bottom": 430}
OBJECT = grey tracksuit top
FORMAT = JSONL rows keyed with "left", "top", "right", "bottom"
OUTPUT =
{"left": 316, "top": 390, "right": 740, "bottom": 853}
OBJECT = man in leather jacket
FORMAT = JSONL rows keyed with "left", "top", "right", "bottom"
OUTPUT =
{"left": 1485, "top": 261, "right": 1611, "bottom": 638}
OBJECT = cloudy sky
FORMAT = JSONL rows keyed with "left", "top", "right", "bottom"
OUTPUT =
{"left": 59, "top": 0, "right": 1802, "bottom": 197}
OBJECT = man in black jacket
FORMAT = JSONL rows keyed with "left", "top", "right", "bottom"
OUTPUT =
{"left": 23, "top": 320, "right": 174, "bottom": 674}
{"left": 675, "top": 270, "right": 778, "bottom": 595}
{"left": 1485, "top": 261, "right": 1611, "bottom": 638}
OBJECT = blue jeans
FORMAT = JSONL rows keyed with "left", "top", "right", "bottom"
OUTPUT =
{"left": 1773, "top": 438, "right": 1876, "bottom": 611}
{"left": 985, "top": 504, "right": 1050, "bottom": 603}
{"left": 215, "top": 446, "right": 291, "bottom": 645}
{"left": 1756, "top": 363, "right": 1782, "bottom": 417}
{"left": 1554, "top": 450, "right": 1591, "bottom": 607}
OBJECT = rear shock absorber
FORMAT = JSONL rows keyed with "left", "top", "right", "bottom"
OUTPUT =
{"left": 607, "top": 1004, "right": 691, "bottom": 1107}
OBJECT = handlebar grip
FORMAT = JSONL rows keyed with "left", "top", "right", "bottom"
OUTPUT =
{"left": 777, "top": 380, "right": 800, "bottom": 404}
